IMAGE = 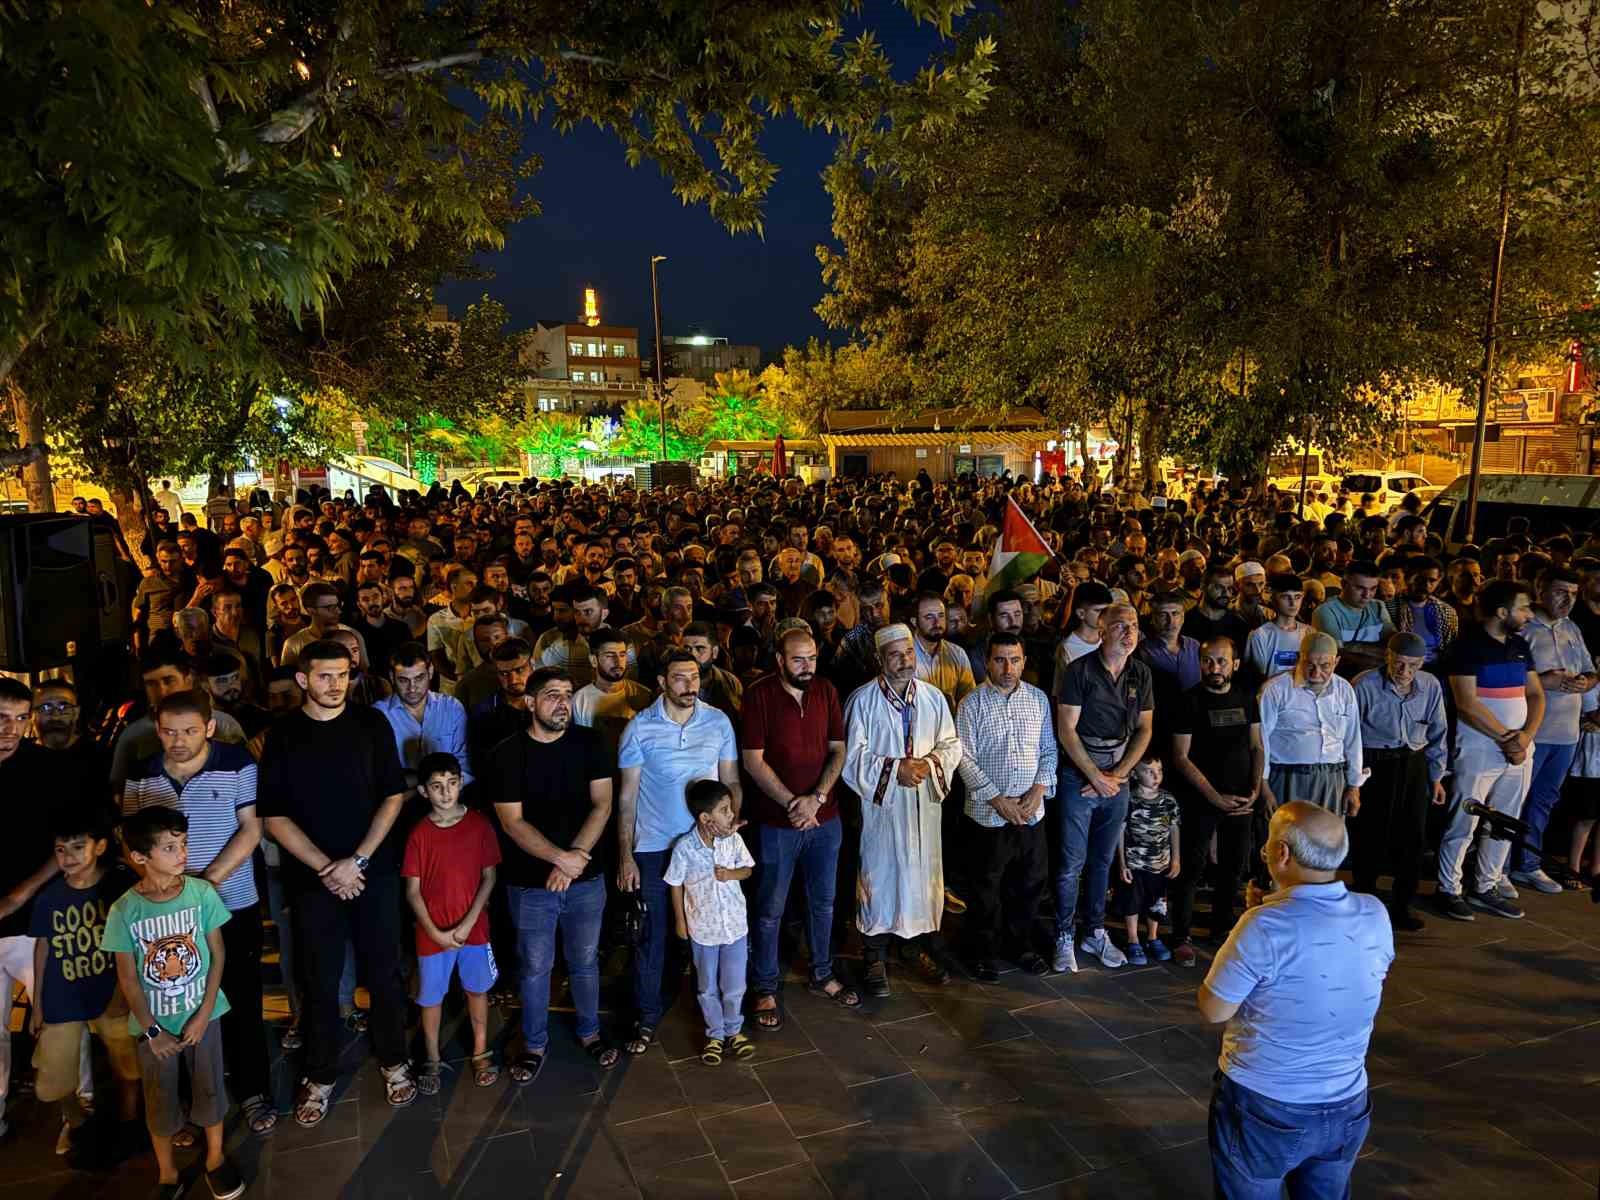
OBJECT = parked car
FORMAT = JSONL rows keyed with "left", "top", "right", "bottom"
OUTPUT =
{"left": 1421, "top": 472, "right": 1600, "bottom": 551}
{"left": 1339, "top": 470, "right": 1433, "bottom": 512}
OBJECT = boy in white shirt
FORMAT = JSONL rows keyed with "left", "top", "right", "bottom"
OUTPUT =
{"left": 665, "top": 780, "right": 756, "bottom": 1065}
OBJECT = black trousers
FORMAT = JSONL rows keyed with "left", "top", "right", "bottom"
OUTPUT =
{"left": 963, "top": 816, "right": 1047, "bottom": 960}
{"left": 219, "top": 901, "right": 271, "bottom": 1104}
{"left": 861, "top": 929, "right": 944, "bottom": 965}
{"left": 1170, "top": 794, "right": 1253, "bottom": 945}
{"left": 1349, "top": 748, "right": 1430, "bottom": 911}
{"left": 294, "top": 872, "right": 409, "bottom": 1085}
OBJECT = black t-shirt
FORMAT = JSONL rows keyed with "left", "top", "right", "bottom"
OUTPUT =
{"left": 1181, "top": 608, "right": 1253, "bottom": 656}
{"left": 484, "top": 725, "right": 612, "bottom": 889}
{"left": 257, "top": 706, "right": 409, "bottom": 889}
{"left": 0, "top": 741, "right": 66, "bottom": 938}
{"left": 1055, "top": 653, "right": 1154, "bottom": 744}
{"left": 1571, "top": 599, "right": 1600, "bottom": 659}
{"left": 1171, "top": 683, "right": 1260, "bottom": 800}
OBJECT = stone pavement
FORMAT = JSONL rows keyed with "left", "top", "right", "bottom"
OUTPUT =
{"left": 3, "top": 884, "right": 1599, "bottom": 1199}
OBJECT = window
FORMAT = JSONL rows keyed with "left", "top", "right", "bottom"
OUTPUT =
{"left": 570, "top": 370, "right": 584, "bottom": 382}
{"left": 537, "top": 395, "right": 561, "bottom": 412}
{"left": 591, "top": 371, "right": 604, "bottom": 383}
{"left": 612, "top": 344, "right": 625, "bottom": 356}
{"left": 568, "top": 341, "right": 583, "bottom": 357}
{"left": 587, "top": 341, "right": 599, "bottom": 357}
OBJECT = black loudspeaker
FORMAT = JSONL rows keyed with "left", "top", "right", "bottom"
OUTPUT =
{"left": 633, "top": 460, "right": 694, "bottom": 492}
{"left": 0, "top": 514, "right": 132, "bottom": 671}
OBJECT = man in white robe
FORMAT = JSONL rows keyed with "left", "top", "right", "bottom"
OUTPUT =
{"left": 844, "top": 623, "right": 963, "bottom": 997}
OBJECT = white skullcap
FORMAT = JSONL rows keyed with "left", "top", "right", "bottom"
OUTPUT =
{"left": 875, "top": 623, "right": 913, "bottom": 649}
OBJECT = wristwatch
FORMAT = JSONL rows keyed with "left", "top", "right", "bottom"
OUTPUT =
{"left": 143, "top": 1024, "right": 162, "bottom": 1043}
{"left": 352, "top": 854, "right": 371, "bottom": 873}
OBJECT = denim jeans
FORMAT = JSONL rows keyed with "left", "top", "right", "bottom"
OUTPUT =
{"left": 1516, "top": 741, "right": 1578, "bottom": 874}
{"left": 751, "top": 818, "right": 843, "bottom": 994}
{"left": 509, "top": 876, "right": 606, "bottom": 1051}
{"left": 1054, "top": 763, "right": 1129, "bottom": 934}
{"left": 630, "top": 849, "right": 672, "bottom": 1028}
{"left": 1209, "top": 1073, "right": 1371, "bottom": 1199}
{"left": 691, "top": 936, "right": 748, "bottom": 1039}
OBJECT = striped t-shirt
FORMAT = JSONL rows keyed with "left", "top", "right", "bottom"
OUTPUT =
{"left": 123, "top": 742, "right": 259, "bottom": 911}
{"left": 1443, "top": 627, "right": 1533, "bottom": 755}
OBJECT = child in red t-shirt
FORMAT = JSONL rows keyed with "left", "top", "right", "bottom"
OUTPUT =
{"left": 401, "top": 753, "right": 501, "bottom": 1091}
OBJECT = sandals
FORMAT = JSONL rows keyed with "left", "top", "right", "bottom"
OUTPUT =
{"left": 624, "top": 1023, "right": 656, "bottom": 1055}
{"left": 280, "top": 1024, "right": 303, "bottom": 1052}
{"left": 728, "top": 1033, "right": 755, "bottom": 1061}
{"left": 509, "top": 1051, "right": 545, "bottom": 1086}
{"left": 469, "top": 1052, "right": 499, "bottom": 1088}
{"left": 701, "top": 1038, "right": 725, "bottom": 1066}
{"left": 416, "top": 1059, "right": 444, "bottom": 1097}
{"left": 582, "top": 1037, "right": 620, "bottom": 1071}
{"left": 342, "top": 1009, "right": 369, "bottom": 1035}
{"left": 807, "top": 976, "right": 862, "bottom": 1010}
{"left": 239, "top": 1095, "right": 279, "bottom": 1135}
{"left": 752, "top": 994, "right": 784, "bottom": 1031}
{"left": 294, "top": 1080, "right": 334, "bottom": 1127}
{"left": 380, "top": 1061, "right": 418, "bottom": 1107}
{"left": 172, "top": 1126, "right": 198, "bottom": 1150}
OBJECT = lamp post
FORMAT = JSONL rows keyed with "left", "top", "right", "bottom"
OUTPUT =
{"left": 650, "top": 255, "right": 668, "bottom": 461}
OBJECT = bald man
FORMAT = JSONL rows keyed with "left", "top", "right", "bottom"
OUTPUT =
{"left": 1200, "top": 802, "right": 1393, "bottom": 1199}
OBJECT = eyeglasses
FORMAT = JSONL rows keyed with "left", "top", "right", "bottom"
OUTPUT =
{"left": 35, "top": 702, "right": 77, "bottom": 716}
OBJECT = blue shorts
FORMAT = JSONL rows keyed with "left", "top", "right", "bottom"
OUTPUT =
{"left": 415, "top": 944, "right": 498, "bottom": 1007}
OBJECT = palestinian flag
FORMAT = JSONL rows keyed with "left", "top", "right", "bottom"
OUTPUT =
{"left": 984, "top": 497, "right": 1052, "bottom": 599}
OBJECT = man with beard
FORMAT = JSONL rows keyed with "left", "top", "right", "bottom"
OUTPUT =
{"left": 834, "top": 577, "right": 890, "bottom": 696}
{"left": 969, "top": 589, "right": 1026, "bottom": 685}
{"left": 1053, "top": 603, "right": 1152, "bottom": 972}
{"left": 911, "top": 593, "right": 975, "bottom": 712}
{"left": 451, "top": 615, "right": 511, "bottom": 714}
{"left": 682, "top": 622, "right": 743, "bottom": 722}
{"left": 350, "top": 580, "right": 410, "bottom": 677}
{"left": 742, "top": 629, "right": 856, "bottom": 1029}
{"left": 572, "top": 627, "right": 654, "bottom": 758}
{"left": 843, "top": 624, "right": 963, "bottom": 997}
{"left": 111, "top": 642, "right": 248, "bottom": 800}
{"left": 279, "top": 581, "right": 369, "bottom": 672}
{"left": 384, "top": 569, "right": 427, "bottom": 639}
{"left": 201, "top": 653, "right": 274, "bottom": 747}
{"left": 204, "top": 584, "right": 265, "bottom": 688}
{"left": 258, "top": 641, "right": 417, "bottom": 1125}
{"left": 123, "top": 689, "right": 276, "bottom": 1136}
{"left": 1168, "top": 637, "right": 1263, "bottom": 966}
{"left": 425, "top": 566, "right": 479, "bottom": 686}
{"left": 221, "top": 546, "right": 272, "bottom": 638}
{"left": 955, "top": 633, "right": 1057, "bottom": 982}
{"left": 534, "top": 583, "right": 612, "bottom": 689}
{"left": 467, "top": 639, "right": 535, "bottom": 770}
{"left": 605, "top": 557, "right": 647, "bottom": 626}
{"left": 132, "top": 541, "right": 193, "bottom": 652}
{"left": 616, "top": 650, "right": 740, "bottom": 1054}
{"left": 1181, "top": 564, "right": 1253, "bottom": 652}
{"left": 635, "top": 585, "right": 694, "bottom": 683}
{"left": 488, "top": 668, "right": 619, "bottom": 1080}
{"left": 376, "top": 643, "right": 472, "bottom": 791}
{"left": 1258, "top": 633, "right": 1364, "bottom": 825}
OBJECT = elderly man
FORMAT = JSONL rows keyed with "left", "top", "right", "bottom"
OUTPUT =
{"left": 956, "top": 632, "right": 1057, "bottom": 980}
{"left": 1200, "top": 802, "right": 1393, "bottom": 1199}
{"left": 1054, "top": 602, "right": 1153, "bottom": 971}
{"left": 843, "top": 623, "right": 963, "bottom": 997}
{"left": 1350, "top": 633, "right": 1448, "bottom": 930}
{"left": 1257, "top": 632, "right": 1364, "bottom": 818}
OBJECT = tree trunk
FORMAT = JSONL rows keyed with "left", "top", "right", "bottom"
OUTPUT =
{"left": 108, "top": 482, "right": 154, "bottom": 573}
{"left": 6, "top": 380, "right": 55, "bottom": 511}
{"left": 1138, "top": 406, "right": 1165, "bottom": 493}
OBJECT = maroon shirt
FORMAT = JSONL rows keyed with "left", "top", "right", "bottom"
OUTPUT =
{"left": 739, "top": 673, "right": 846, "bottom": 827}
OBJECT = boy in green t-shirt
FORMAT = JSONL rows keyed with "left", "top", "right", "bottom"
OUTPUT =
{"left": 103, "top": 808, "right": 244, "bottom": 1200}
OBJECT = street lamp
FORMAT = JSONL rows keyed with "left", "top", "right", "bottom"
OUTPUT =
{"left": 650, "top": 255, "right": 668, "bottom": 462}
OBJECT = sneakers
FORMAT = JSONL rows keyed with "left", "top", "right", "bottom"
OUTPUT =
{"left": 970, "top": 959, "right": 1000, "bottom": 983}
{"left": 1509, "top": 868, "right": 1562, "bottom": 895}
{"left": 1018, "top": 950, "right": 1050, "bottom": 976}
{"left": 1388, "top": 907, "right": 1426, "bottom": 932}
{"left": 863, "top": 960, "right": 891, "bottom": 998}
{"left": 1147, "top": 937, "right": 1173, "bottom": 962}
{"left": 1467, "top": 889, "right": 1524, "bottom": 919}
{"left": 208, "top": 1156, "right": 246, "bottom": 1200}
{"left": 1079, "top": 927, "right": 1128, "bottom": 969}
{"left": 911, "top": 949, "right": 950, "bottom": 986}
{"left": 1432, "top": 891, "right": 1475, "bottom": 922}
{"left": 1172, "top": 940, "right": 1198, "bottom": 967}
{"left": 1052, "top": 931, "right": 1079, "bottom": 974}
{"left": 1125, "top": 942, "right": 1148, "bottom": 966}
{"left": 1493, "top": 876, "right": 1520, "bottom": 901}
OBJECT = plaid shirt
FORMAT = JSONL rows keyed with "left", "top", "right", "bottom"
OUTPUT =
{"left": 955, "top": 681, "right": 1058, "bottom": 826}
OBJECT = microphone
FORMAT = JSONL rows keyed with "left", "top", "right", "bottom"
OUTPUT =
{"left": 1464, "top": 801, "right": 1529, "bottom": 843}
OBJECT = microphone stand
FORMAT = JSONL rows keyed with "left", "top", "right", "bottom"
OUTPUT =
{"left": 1465, "top": 802, "right": 1600, "bottom": 905}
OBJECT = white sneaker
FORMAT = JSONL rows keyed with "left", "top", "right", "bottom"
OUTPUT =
{"left": 1508, "top": 868, "right": 1562, "bottom": 895}
{"left": 1052, "top": 930, "right": 1079, "bottom": 974}
{"left": 1080, "top": 927, "right": 1128, "bottom": 969}
{"left": 1494, "top": 876, "right": 1520, "bottom": 901}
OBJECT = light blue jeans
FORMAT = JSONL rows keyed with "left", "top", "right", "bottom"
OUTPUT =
{"left": 691, "top": 936, "right": 748, "bottom": 1040}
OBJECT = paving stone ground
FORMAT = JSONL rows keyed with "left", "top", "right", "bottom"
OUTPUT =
{"left": 4, "top": 881, "right": 1599, "bottom": 1199}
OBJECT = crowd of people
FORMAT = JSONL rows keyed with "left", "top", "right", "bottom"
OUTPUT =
{"left": 2, "top": 464, "right": 1596, "bottom": 1199}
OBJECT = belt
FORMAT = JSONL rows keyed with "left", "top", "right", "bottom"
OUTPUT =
{"left": 1366, "top": 746, "right": 1423, "bottom": 761}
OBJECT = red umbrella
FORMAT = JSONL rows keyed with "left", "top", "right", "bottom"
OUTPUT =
{"left": 772, "top": 433, "right": 787, "bottom": 478}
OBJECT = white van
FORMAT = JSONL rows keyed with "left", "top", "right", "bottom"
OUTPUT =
{"left": 1339, "top": 470, "right": 1433, "bottom": 512}
{"left": 1421, "top": 473, "right": 1600, "bottom": 551}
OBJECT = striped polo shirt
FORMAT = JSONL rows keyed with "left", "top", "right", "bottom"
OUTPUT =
{"left": 123, "top": 741, "right": 259, "bottom": 911}
{"left": 1442, "top": 627, "right": 1533, "bottom": 755}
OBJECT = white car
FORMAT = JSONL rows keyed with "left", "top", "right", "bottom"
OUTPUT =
{"left": 1339, "top": 470, "right": 1432, "bottom": 511}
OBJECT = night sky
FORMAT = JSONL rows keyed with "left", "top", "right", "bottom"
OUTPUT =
{"left": 436, "top": 6, "right": 954, "bottom": 361}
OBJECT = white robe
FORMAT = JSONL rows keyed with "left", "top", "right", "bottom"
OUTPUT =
{"left": 844, "top": 676, "right": 964, "bottom": 939}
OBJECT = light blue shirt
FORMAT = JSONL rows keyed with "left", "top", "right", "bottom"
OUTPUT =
{"left": 375, "top": 691, "right": 472, "bottom": 786}
{"left": 1351, "top": 667, "right": 1449, "bottom": 783}
{"left": 1204, "top": 881, "right": 1393, "bottom": 1104}
{"left": 1523, "top": 612, "right": 1593, "bottom": 746}
{"left": 618, "top": 697, "right": 737, "bottom": 854}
